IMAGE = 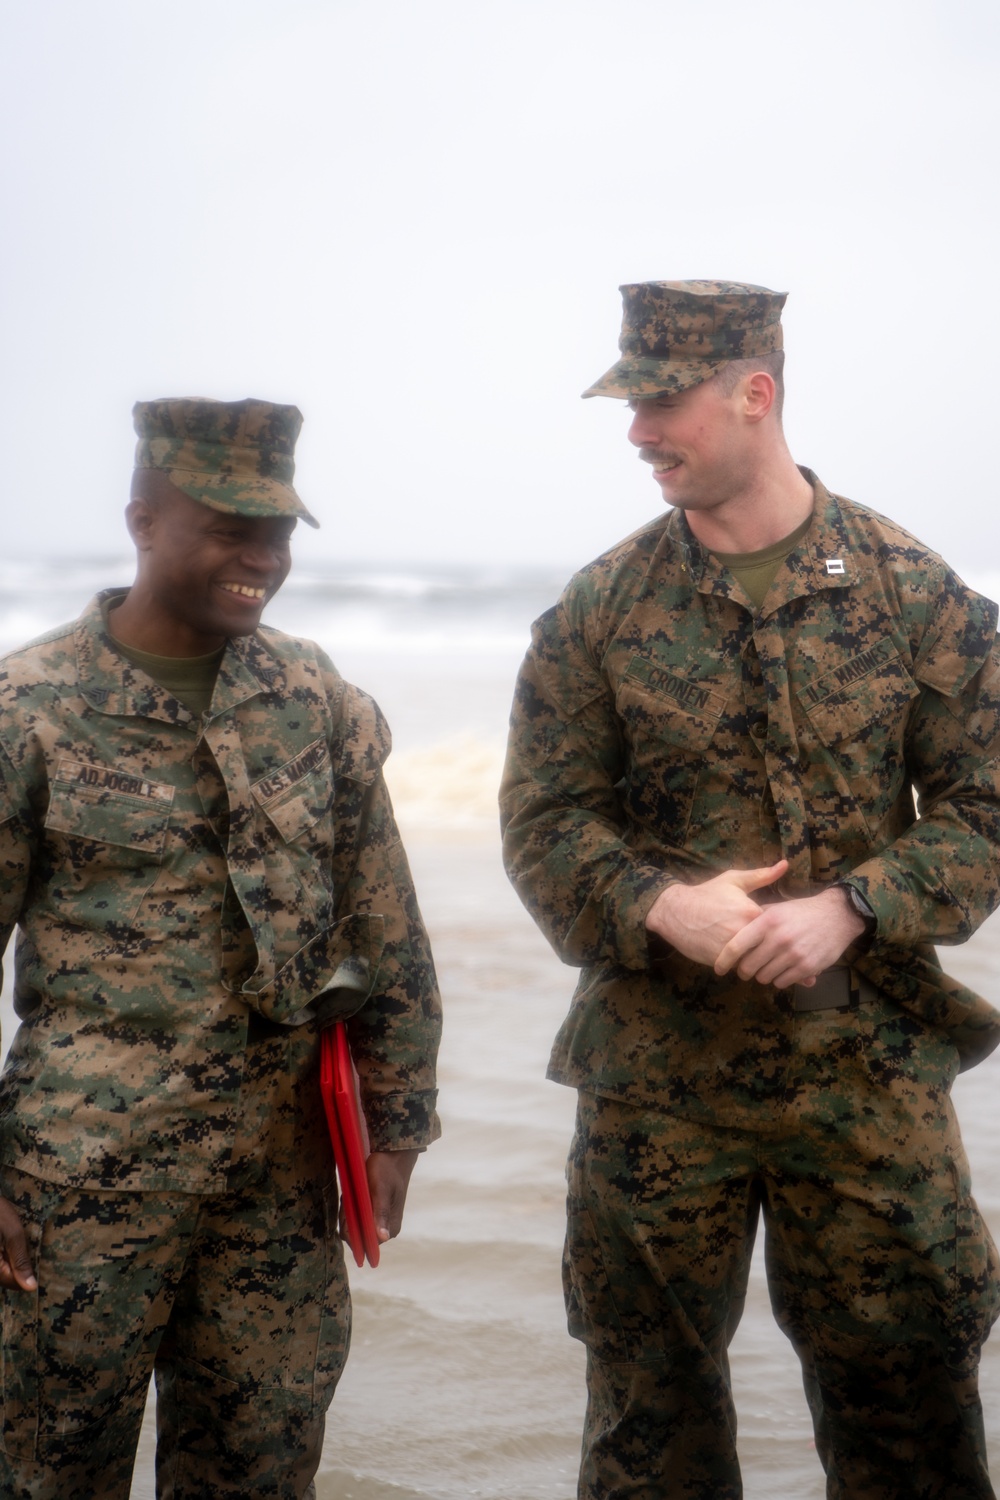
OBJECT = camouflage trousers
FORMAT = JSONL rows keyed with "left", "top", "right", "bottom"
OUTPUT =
{"left": 565, "top": 993, "right": 1000, "bottom": 1500}
{"left": 0, "top": 1024, "right": 350, "bottom": 1500}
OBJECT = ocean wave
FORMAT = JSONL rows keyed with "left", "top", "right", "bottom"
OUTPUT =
{"left": 0, "top": 558, "right": 566, "bottom": 659}
{"left": 384, "top": 734, "right": 505, "bottom": 829}
{"left": 3, "top": 558, "right": 997, "bottom": 666}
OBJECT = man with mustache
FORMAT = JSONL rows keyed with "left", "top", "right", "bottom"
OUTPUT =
{"left": 501, "top": 282, "right": 1000, "bottom": 1498}
{"left": 0, "top": 398, "right": 442, "bottom": 1498}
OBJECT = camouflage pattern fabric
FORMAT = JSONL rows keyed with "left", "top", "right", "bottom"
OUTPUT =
{"left": 0, "top": 589, "right": 442, "bottom": 1190}
{"left": 500, "top": 471, "right": 1000, "bottom": 1495}
{"left": 501, "top": 472, "right": 1000, "bottom": 1105}
{"left": 567, "top": 989, "right": 999, "bottom": 1500}
{"left": 132, "top": 397, "right": 319, "bottom": 527}
{"left": 0, "top": 1018, "right": 351, "bottom": 1498}
{"left": 582, "top": 280, "right": 786, "bottom": 400}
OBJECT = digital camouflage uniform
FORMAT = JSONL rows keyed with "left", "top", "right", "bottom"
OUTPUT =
{"left": 501, "top": 282, "right": 1000, "bottom": 1499}
{"left": 0, "top": 400, "right": 442, "bottom": 1498}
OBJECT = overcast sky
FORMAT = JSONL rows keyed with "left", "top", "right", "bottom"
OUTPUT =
{"left": 2, "top": 0, "right": 998, "bottom": 577}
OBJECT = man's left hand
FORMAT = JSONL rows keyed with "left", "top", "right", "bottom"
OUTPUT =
{"left": 713, "top": 886, "right": 866, "bottom": 989}
{"left": 366, "top": 1148, "right": 421, "bottom": 1245}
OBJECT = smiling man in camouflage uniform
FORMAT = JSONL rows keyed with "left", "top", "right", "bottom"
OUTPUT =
{"left": 500, "top": 282, "right": 1000, "bottom": 1498}
{"left": 0, "top": 398, "right": 442, "bottom": 1499}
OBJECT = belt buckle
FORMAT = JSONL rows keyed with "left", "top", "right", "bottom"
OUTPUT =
{"left": 791, "top": 968, "right": 858, "bottom": 1013}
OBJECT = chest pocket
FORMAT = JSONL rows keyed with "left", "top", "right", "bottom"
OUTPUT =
{"left": 798, "top": 643, "right": 920, "bottom": 837}
{"left": 42, "top": 761, "right": 175, "bottom": 941}
{"left": 617, "top": 656, "right": 727, "bottom": 753}
{"left": 251, "top": 738, "right": 334, "bottom": 844}
{"left": 799, "top": 643, "right": 919, "bottom": 748}
{"left": 45, "top": 760, "right": 174, "bottom": 862}
{"left": 615, "top": 656, "right": 727, "bottom": 848}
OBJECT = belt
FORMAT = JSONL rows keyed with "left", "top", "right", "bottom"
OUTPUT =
{"left": 791, "top": 967, "right": 879, "bottom": 1013}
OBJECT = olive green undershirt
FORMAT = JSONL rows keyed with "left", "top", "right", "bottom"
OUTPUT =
{"left": 104, "top": 603, "right": 223, "bottom": 715}
{"left": 711, "top": 512, "right": 813, "bottom": 610}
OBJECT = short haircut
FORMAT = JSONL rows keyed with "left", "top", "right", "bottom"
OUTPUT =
{"left": 712, "top": 350, "right": 785, "bottom": 420}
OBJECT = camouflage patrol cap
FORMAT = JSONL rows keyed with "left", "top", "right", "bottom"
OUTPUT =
{"left": 132, "top": 397, "right": 319, "bottom": 528}
{"left": 583, "top": 280, "right": 787, "bottom": 400}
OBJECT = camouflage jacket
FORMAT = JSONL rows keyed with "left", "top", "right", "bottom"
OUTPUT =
{"left": 0, "top": 592, "right": 441, "bottom": 1190}
{"left": 501, "top": 475, "right": 1000, "bottom": 1125}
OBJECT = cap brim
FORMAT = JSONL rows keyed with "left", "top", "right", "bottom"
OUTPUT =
{"left": 582, "top": 356, "right": 729, "bottom": 400}
{"left": 165, "top": 469, "right": 320, "bottom": 529}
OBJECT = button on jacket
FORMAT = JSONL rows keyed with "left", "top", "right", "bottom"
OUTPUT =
{"left": 0, "top": 592, "right": 441, "bottom": 1191}
{"left": 500, "top": 475, "right": 1000, "bottom": 1124}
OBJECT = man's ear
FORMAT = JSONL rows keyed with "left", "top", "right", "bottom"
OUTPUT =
{"left": 743, "top": 371, "right": 777, "bottom": 423}
{"left": 125, "top": 496, "right": 157, "bottom": 551}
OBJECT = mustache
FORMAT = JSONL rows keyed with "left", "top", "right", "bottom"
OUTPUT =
{"left": 638, "top": 447, "right": 680, "bottom": 467}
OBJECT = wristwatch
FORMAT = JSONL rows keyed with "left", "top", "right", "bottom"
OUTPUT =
{"left": 838, "top": 882, "right": 877, "bottom": 947}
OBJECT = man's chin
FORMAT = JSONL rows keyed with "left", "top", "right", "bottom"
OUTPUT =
{"left": 190, "top": 610, "right": 263, "bottom": 644}
{"left": 654, "top": 476, "right": 688, "bottom": 508}
{"left": 225, "top": 616, "right": 266, "bottom": 638}
{"left": 211, "top": 595, "right": 271, "bottom": 637}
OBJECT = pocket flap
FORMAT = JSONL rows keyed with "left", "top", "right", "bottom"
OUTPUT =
{"left": 251, "top": 738, "right": 333, "bottom": 842}
{"left": 619, "top": 656, "right": 726, "bottom": 751}
{"left": 45, "top": 759, "right": 174, "bottom": 855}
{"left": 799, "top": 644, "right": 919, "bottom": 745}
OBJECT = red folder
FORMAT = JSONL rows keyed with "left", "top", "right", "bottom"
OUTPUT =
{"left": 320, "top": 1022, "right": 381, "bottom": 1268}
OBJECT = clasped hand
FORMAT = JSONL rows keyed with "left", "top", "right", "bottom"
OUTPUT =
{"left": 643, "top": 860, "right": 866, "bottom": 991}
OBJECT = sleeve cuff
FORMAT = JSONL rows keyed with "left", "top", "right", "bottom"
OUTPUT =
{"left": 608, "top": 865, "right": 681, "bottom": 970}
{"left": 363, "top": 1089, "right": 441, "bottom": 1152}
{"left": 844, "top": 853, "right": 976, "bottom": 948}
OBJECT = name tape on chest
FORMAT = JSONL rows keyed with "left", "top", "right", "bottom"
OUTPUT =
{"left": 56, "top": 758, "right": 176, "bottom": 804}
{"left": 800, "top": 637, "right": 898, "bottom": 708}
{"left": 625, "top": 657, "right": 718, "bottom": 714}
{"left": 251, "top": 737, "right": 330, "bottom": 806}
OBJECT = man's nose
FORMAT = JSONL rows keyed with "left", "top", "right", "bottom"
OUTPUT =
{"left": 240, "top": 540, "right": 283, "bottom": 572}
{"left": 627, "top": 405, "right": 657, "bottom": 447}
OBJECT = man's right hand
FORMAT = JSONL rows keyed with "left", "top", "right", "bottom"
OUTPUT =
{"left": 644, "top": 860, "right": 789, "bottom": 969}
{"left": 0, "top": 1197, "right": 36, "bottom": 1292}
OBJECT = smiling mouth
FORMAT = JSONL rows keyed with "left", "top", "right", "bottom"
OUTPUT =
{"left": 640, "top": 448, "right": 682, "bottom": 475}
{"left": 219, "top": 583, "right": 267, "bottom": 600}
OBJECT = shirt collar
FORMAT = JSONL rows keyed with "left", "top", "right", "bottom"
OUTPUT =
{"left": 663, "top": 469, "right": 859, "bottom": 615}
{"left": 75, "top": 589, "right": 285, "bottom": 721}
